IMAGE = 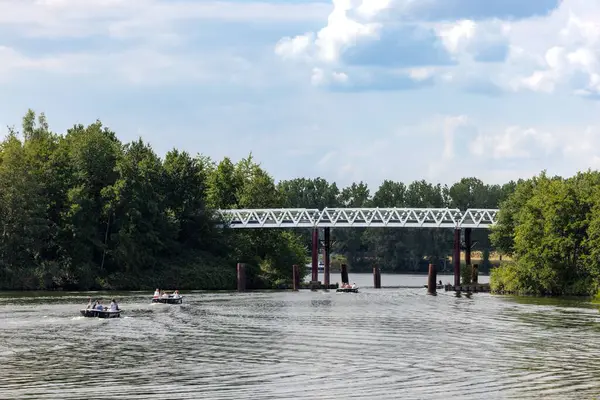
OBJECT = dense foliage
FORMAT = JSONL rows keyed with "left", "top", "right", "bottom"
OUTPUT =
{"left": 0, "top": 111, "right": 307, "bottom": 290}
{"left": 490, "top": 171, "right": 600, "bottom": 296}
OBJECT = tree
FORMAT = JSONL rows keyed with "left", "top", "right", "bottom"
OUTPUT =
{"left": 491, "top": 171, "right": 600, "bottom": 295}
{"left": 0, "top": 132, "right": 47, "bottom": 288}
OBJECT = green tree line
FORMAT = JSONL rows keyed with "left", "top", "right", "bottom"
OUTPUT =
{"left": 10, "top": 110, "right": 581, "bottom": 293}
{"left": 490, "top": 171, "right": 600, "bottom": 296}
{"left": 0, "top": 111, "right": 306, "bottom": 290}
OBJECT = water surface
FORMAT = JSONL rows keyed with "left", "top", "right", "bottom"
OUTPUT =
{"left": 1, "top": 274, "right": 598, "bottom": 399}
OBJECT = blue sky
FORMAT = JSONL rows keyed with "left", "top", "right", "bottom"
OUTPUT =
{"left": 1, "top": 0, "right": 599, "bottom": 188}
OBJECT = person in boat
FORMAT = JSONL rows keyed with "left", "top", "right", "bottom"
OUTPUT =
{"left": 96, "top": 300, "right": 104, "bottom": 311}
{"left": 161, "top": 291, "right": 168, "bottom": 299}
{"left": 86, "top": 297, "right": 92, "bottom": 309}
{"left": 153, "top": 289, "right": 160, "bottom": 299}
{"left": 110, "top": 299, "right": 119, "bottom": 312}
{"left": 351, "top": 282, "right": 357, "bottom": 289}
{"left": 438, "top": 280, "right": 443, "bottom": 286}
{"left": 171, "top": 290, "right": 180, "bottom": 298}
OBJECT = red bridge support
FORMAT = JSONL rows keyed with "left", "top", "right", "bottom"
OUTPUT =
{"left": 453, "top": 229, "right": 461, "bottom": 287}
{"left": 341, "top": 263, "right": 349, "bottom": 285}
{"left": 311, "top": 228, "right": 319, "bottom": 283}
{"left": 464, "top": 227, "right": 472, "bottom": 267}
{"left": 237, "top": 263, "right": 246, "bottom": 292}
{"left": 323, "top": 227, "right": 331, "bottom": 286}
{"left": 373, "top": 266, "right": 381, "bottom": 289}
{"left": 292, "top": 264, "right": 300, "bottom": 291}
{"left": 427, "top": 263, "right": 437, "bottom": 295}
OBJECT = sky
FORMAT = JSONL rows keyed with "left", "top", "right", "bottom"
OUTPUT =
{"left": 1, "top": 0, "right": 600, "bottom": 189}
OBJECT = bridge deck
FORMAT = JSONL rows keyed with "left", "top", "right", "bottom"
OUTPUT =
{"left": 217, "top": 208, "right": 498, "bottom": 229}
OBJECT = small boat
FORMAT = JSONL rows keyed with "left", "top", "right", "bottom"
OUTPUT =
{"left": 336, "top": 287, "right": 359, "bottom": 293}
{"left": 152, "top": 296, "right": 183, "bottom": 304}
{"left": 80, "top": 308, "right": 122, "bottom": 318}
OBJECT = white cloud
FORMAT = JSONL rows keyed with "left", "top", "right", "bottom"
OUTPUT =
{"left": 470, "top": 126, "right": 559, "bottom": 159}
{"left": 0, "top": 0, "right": 331, "bottom": 38}
{"left": 315, "top": 112, "right": 600, "bottom": 186}
{"left": 0, "top": 44, "right": 263, "bottom": 86}
{"left": 441, "top": 115, "right": 470, "bottom": 160}
{"left": 310, "top": 67, "right": 349, "bottom": 86}
{"left": 274, "top": 0, "right": 600, "bottom": 97}
{"left": 436, "top": 19, "right": 510, "bottom": 62}
{"left": 562, "top": 126, "right": 600, "bottom": 168}
{"left": 275, "top": 0, "right": 383, "bottom": 64}
{"left": 0, "top": 0, "right": 324, "bottom": 86}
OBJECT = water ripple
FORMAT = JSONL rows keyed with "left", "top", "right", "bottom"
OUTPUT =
{"left": 0, "top": 282, "right": 599, "bottom": 399}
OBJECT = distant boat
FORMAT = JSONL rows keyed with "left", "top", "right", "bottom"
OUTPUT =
{"left": 80, "top": 309, "right": 121, "bottom": 318}
{"left": 152, "top": 296, "right": 183, "bottom": 304}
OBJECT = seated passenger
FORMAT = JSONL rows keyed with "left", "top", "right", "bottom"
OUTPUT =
{"left": 172, "top": 290, "right": 180, "bottom": 298}
{"left": 153, "top": 289, "right": 160, "bottom": 299}
{"left": 351, "top": 282, "right": 357, "bottom": 289}
{"left": 110, "top": 299, "right": 119, "bottom": 312}
{"left": 161, "top": 291, "right": 168, "bottom": 298}
{"left": 96, "top": 302, "right": 104, "bottom": 311}
{"left": 86, "top": 297, "right": 92, "bottom": 309}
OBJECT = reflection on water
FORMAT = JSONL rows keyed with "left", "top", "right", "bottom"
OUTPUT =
{"left": 307, "top": 273, "right": 490, "bottom": 287}
{"left": 0, "top": 274, "right": 598, "bottom": 399}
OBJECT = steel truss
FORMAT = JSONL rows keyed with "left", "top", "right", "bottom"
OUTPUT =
{"left": 217, "top": 208, "right": 498, "bottom": 229}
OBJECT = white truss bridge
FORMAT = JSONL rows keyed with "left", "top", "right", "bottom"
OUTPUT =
{"left": 217, "top": 208, "right": 499, "bottom": 229}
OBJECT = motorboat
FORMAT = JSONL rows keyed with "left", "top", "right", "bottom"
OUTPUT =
{"left": 80, "top": 308, "right": 121, "bottom": 318}
{"left": 336, "top": 287, "right": 359, "bottom": 293}
{"left": 152, "top": 295, "right": 183, "bottom": 304}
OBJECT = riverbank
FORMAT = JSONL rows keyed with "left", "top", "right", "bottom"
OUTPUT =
{"left": 489, "top": 262, "right": 599, "bottom": 297}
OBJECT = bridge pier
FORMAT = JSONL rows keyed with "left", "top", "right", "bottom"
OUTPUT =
{"left": 453, "top": 229, "right": 461, "bottom": 287}
{"left": 323, "top": 227, "right": 331, "bottom": 286}
{"left": 464, "top": 228, "right": 472, "bottom": 267}
{"left": 341, "top": 263, "right": 349, "bottom": 285}
{"left": 373, "top": 266, "right": 381, "bottom": 289}
{"left": 311, "top": 228, "right": 319, "bottom": 283}
{"left": 292, "top": 264, "right": 300, "bottom": 291}
{"left": 427, "top": 263, "right": 437, "bottom": 295}
{"left": 237, "top": 263, "right": 246, "bottom": 292}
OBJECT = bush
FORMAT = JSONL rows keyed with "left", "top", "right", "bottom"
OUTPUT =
{"left": 460, "top": 263, "right": 472, "bottom": 285}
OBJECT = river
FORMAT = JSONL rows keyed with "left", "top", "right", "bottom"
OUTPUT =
{"left": 1, "top": 273, "right": 599, "bottom": 399}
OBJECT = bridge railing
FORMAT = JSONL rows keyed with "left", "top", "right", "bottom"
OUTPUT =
{"left": 216, "top": 208, "right": 499, "bottom": 229}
